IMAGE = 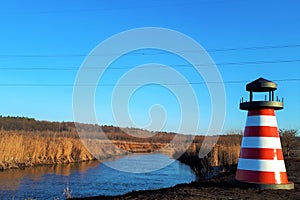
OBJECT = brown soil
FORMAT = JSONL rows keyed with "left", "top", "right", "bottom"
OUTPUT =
{"left": 72, "top": 157, "right": 300, "bottom": 200}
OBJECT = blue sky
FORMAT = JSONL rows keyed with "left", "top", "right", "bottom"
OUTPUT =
{"left": 0, "top": 0, "right": 299, "bottom": 134}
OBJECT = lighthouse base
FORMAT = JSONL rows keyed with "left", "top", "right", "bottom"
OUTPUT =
{"left": 232, "top": 179, "right": 294, "bottom": 190}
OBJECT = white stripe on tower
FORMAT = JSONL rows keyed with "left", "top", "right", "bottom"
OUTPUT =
{"left": 237, "top": 158, "right": 286, "bottom": 172}
{"left": 241, "top": 137, "right": 282, "bottom": 149}
{"left": 246, "top": 115, "right": 277, "bottom": 127}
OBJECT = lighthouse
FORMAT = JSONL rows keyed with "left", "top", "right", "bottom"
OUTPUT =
{"left": 235, "top": 77, "right": 294, "bottom": 189}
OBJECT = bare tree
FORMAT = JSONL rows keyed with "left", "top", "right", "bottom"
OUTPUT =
{"left": 279, "top": 129, "right": 298, "bottom": 157}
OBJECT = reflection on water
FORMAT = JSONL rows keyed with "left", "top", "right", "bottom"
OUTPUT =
{"left": 105, "top": 153, "right": 175, "bottom": 173}
{"left": 0, "top": 161, "right": 100, "bottom": 191}
{"left": 0, "top": 154, "right": 195, "bottom": 199}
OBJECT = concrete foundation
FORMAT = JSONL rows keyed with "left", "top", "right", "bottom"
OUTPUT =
{"left": 232, "top": 179, "right": 294, "bottom": 190}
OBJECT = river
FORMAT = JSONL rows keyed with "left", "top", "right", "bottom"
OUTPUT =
{"left": 0, "top": 153, "right": 196, "bottom": 199}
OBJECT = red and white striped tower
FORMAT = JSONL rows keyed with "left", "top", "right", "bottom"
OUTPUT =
{"left": 236, "top": 77, "right": 294, "bottom": 189}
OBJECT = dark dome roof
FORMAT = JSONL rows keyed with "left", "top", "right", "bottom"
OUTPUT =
{"left": 246, "top": 77, "right": 277, "bottom": 92}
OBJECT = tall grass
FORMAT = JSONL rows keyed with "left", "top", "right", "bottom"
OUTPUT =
{"left": 0, "top": 116, "right": 243, "bottom": 170}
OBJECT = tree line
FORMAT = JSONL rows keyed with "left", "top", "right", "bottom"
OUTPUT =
{"left": 0, "top": 115, "right": 75, "bottom": 132}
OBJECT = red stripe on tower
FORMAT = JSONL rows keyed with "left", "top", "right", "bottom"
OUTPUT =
{"left": 248, "top": 109, "right": 275, "bottom": 116}
{"left": 244, "top": 126, "right": 279, "bottom": 137}
{"left": 236, "top": 170, "right": 289, "bottom": 184}
{"left": 240, "top": 148, "right": 284, "bottom": 160}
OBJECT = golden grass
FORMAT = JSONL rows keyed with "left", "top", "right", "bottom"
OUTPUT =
{"left": 0, "top": 129, "right": 243, "bottom": 170}
{"left": 0, "top": 131, "right": 95, "bottom": 169}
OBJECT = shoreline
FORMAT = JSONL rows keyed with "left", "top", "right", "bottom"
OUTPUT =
{"left": 70, "top": 157, "right": 300, "bottom": 200}
{"left": 0, "top": 151, "right": 170, "bottom": 171}
{"left": 1, "top": 148, "right": 298, "bottom": 199}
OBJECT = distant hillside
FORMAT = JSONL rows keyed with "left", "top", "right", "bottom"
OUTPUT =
{"left": 0, "top": 116, "right": 177, "bottom": 143}
{"left": 0, "top": 116, "right": 75, "bottom": 132}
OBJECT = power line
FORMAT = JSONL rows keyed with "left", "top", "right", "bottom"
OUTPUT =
{"left": 0, "top": 44, "right": 299, "bottom": 58}
{"left": 0, "top": 78, "right": 299, "bottom": 87}
{"left": 0, "top": 0, "right": 238, "bottom": 15}
{"left": 0, "top": 59, "right": 299, "bottom": 71}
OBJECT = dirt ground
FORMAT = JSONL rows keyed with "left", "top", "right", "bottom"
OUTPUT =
{"left": 72, "top": 157, "right": 300, "bottom": 200}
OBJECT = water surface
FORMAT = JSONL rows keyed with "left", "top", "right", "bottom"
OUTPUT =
{"left": 0, "top": 154, "right": 196, "bottom": 199}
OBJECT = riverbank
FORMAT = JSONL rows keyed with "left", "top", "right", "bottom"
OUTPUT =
{"left": 71, "top": 157, "right": 300, "bottom": 200}
{"left": 0, "top": 123, "right": 241, "bottom": 170}
{"left": 0, "top": 130, "right": 172, "bottom": 170}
